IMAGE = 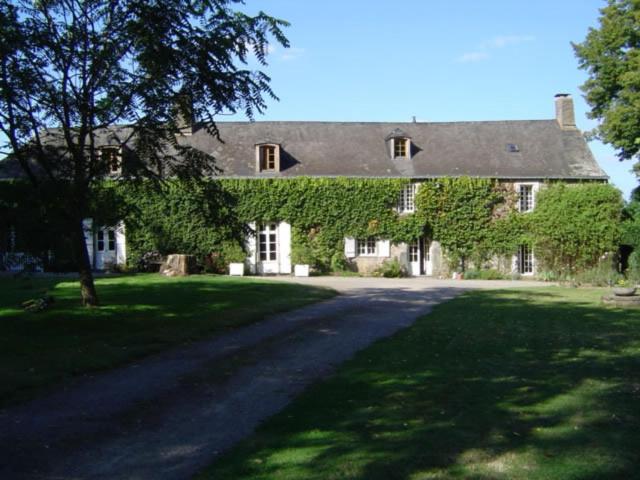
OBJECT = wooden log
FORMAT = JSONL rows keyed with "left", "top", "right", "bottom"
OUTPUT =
{"left": 160, "top": 254, "right": 196, "bottom": 276}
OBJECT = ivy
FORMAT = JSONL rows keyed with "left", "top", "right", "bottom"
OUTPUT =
{"left": 2, "top": 177, "right": 625, "bottom": 275}
{"left": 531, "top": 183, "right": 623, "bottom": 275}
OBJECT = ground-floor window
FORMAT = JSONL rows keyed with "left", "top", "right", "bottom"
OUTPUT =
{"left": 517, "top": 244, "right": 534, "bottom": 274}
{"left": 409, "top": 242, "right": 419, "bottom": 262}
{"left": 258, "top": 223, "right": 278, "bottom": 261}
{"left": 97, "top": 229, "right": 115, "bottom": 252}
{"left": 357, "top": 237, "right": 376, "bottom": 256}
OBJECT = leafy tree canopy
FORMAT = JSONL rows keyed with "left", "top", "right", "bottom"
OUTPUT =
{"left": 0, "top": 0, "right": 289, "bottom": 305}
{"left": 573, "top": 0, "right": 640, "bottom": 177}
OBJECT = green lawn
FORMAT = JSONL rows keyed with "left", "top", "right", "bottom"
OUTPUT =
{"left": 199, "top": 287, "right": 640, "bottom": 480}
{"left": 0, "top": 273, "right": 335, "bottom": 407}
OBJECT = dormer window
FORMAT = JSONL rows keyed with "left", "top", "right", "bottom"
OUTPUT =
{"left": 100, "top": 146, "right": 121, "bottom": 175}
{"left": 256, "top": 143, "right": 280, "bottom": 172}
{"left": 385, "top": 128, "right": 412, "bottom": 159}
{"left": 394, "top": 138, "right": 408, "bottom": 158}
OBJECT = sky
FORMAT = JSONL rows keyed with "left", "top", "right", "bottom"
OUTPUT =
{"left": 233, "top": 0, "right": 638, "bottom": 200}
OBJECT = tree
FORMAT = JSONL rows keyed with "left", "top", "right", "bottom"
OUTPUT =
{"left": 0, "top": 0, "right": 289, "bottom": 305}
{"left": 573, "top": 0, "right": 640, "bottom": 178}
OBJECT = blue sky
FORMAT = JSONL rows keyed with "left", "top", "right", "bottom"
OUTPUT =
{"left": 236, "top": 0, "right": 638, "bottom": 200}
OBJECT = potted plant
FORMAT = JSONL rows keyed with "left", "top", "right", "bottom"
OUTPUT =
{"left": 612, "top": 278, "right": 637, "bottom": 297}
{"left": 221, "top": 242, "right": 247, "bottom": 276}
{"left": 291, "top": 243, "right": 314, "bottom": 277}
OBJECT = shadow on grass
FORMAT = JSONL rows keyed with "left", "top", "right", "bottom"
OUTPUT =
{"left": 205, "top": 288, "right": 640, "bottom": 480}
{"left": 0, "top": 274, "right": 335, "bottom": 407}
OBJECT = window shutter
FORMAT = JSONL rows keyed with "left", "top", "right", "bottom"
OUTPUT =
{"left": 245, "top": 222, "right": 257, "bottom": 273}
{"left": 115, "top": 221, "right": 126, "bottom": 266}
{"left": 344, "top": 237, "right": 356, "bottom": 258}
{"left": 82, "top": 218, "right": 94, "bottom": 267}
{"left": 377, "top": 239, "right": 390, "bottom": 257}
{"left": 278, "top": 221, "right": 292, "bottom": 274}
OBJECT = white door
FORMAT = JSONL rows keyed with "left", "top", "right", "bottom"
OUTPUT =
{"left": 409, "top": 240, "right": 421, "bottom": 276}
{"left": 257, "top": 223, "right": 279, "bottom": 274}
{"left": 95, "top": 227, "right": 116, "bottom": 270}
{"left": 425, "top": 241, "right": 433, "bottom": 276}
{"left": 409, "top": 237, "right": 433, "bottom": 276}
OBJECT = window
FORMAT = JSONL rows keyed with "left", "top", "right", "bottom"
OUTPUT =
{"left": 357, "top": 237, "right": 377, "bottom": 256}
{"left": 258, "top": 223, "right": 278, "bottom": 261}
{"left": 100, "top": 147, "right": 121, "bottom": 175}
{"left": 393, "top": 138, "right": 408, "bottom": 158}
{"left": 409, "top": 242, "right": 419, "bottom": 262}
{"left": 97, "top": 229, "right": 115, "bottom": 252}
{"left": 517, "top": 244, "right": 534, "bottom": 275}
{"left": 257, "top": 144, "right": 280, "bottom": 172}
{"left": 397, "top": 183, "right": 418, "bottom": 213}
{"left": 518, "top": 184, "right": 534, "bottom": 212}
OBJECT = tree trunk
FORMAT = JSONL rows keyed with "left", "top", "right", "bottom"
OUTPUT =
{"left": 73, "top": 218, "right": 99, "bottom": 307}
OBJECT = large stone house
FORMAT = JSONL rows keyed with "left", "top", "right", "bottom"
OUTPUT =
{"left": 0, "top": 94, "right": 607, "bottom": 275}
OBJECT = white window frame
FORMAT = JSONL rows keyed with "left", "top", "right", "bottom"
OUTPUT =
{"left": 256, "top": 144, "right": 281, "bottom": 172}
{"left": 515, "top": 182, "right": 539, "bottom": 213}
{"left": 258, "top": 222, "right": 278, "bottom": 262}
{"left": 357, "top": 237, "right": 377, "bottom": 256}
{"left": 392, "top": 137, "right": 411, "bottom": 159}
{"left": 397, "top": 183, "right": 418, "bottom": 213}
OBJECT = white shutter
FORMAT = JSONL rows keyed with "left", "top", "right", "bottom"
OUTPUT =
{"left": 278, "top": 221, "right": 292, "bottom": 274}
{"left": 82, "top": 218, "right": 94, "bottom": 267}
{"left": 377, "top": 239, "right": 390, "bottom": 257}
{"left": 245, "top": 222, "right": 257, "bottom": 274}
{"left": 115, "top": 221, "right": 126, "bottom": 266}
{"left": 344, "top": 237, "right": 356, "bottom": 258}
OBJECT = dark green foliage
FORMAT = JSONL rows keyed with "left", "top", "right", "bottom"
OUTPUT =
{"left": 0, "top": 0, "right": 289, "bottom": 304}
{"left": 573, "top": 0, "right": 640, "bottom": 177}
{"left": 415, "top": 177, "right": 504, "bottom": 270}
{"left": 532, "top": 183, "right": 623, "bottom": 275}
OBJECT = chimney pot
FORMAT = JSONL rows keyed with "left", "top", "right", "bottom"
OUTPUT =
{"left": 555, "top": 93, "right": 577, "bottom": 130}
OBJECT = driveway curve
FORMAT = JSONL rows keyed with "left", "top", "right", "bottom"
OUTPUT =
{"left": 0, "top": 277, "right": 546, "bottom": 479}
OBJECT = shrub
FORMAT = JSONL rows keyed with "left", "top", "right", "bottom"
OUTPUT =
{"left": 573, "top": 259, "right": 621, "bottom": 286}
{"left": 374, "top": 258, "right": 407, "bottom": 278}
{"left": 628, "top": 251, "right": 640, "bottom": 284}
{"left": 463, "top": 269, "right": 506, "bottom": 280}
{"left": 330, "top": 252, "right": 351, "bottom": 272}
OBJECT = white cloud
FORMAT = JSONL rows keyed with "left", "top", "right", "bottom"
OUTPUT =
{"left": 279, "top": 47, "right": 305, "bottom": 62}
{"left": 481, "top": 35, "right": 536, "bottom": 49}
{"left": 456, "top": 51, "right": 490, "bottom": 63}
{"left": 455, "top": 34, "right": 535, "bottom": 63}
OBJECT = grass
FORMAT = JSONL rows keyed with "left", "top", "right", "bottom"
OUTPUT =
{"left": 0, "top": 273, "right": 335, "bottom": 407}
{"left": 198, "top": 287, "right": 640, "bottom": 480}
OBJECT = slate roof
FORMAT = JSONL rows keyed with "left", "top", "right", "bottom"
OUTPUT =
{"left": 0, "top": 119, "right": 608, "bottom": 180}
{"left": 182, "top": 120, "right": 607, "bottom": 180}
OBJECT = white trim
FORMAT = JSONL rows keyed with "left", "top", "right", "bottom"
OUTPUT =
{"left": 514, "top": 182, "right": 540, "bottom": 212}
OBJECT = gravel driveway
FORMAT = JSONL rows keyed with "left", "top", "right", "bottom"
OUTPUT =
{"left": 0, "top": 277, "right": 545, "bottom": 479}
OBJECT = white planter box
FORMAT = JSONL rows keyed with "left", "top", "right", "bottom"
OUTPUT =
{"left": 294, "top": 264, "right": 310, "bottom": 277}
{"left": 229, "top": 263, "right": 245, "bottom": 276}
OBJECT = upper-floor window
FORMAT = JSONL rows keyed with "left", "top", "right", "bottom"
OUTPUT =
{"left": 256, "top": 144, "right": 280, "bottom": 172}
{"left": 100, "top": 146, "right": 121, "bottom": 175}
{"left": 517, "top": 184, "right": 535, "bottom": 212}
{"left": 397, "top": 183, "right": 418, "bottom": 213}
{"left": 394, "top": 138, "right": 408, "bottom": 158}
{"left": 357, "top": 237, "right": 377, "bottom": 256}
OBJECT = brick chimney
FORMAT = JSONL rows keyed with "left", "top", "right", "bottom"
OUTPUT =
{"left": 555, "top": 93, "right": 577, "bottom": 130}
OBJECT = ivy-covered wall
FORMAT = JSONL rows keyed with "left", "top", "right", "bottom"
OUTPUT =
{"left": 115, "top": 177, "right": 528, "bottom": 273}
{"left": 1, "top": 177, "right": 624, "bottom": 276}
